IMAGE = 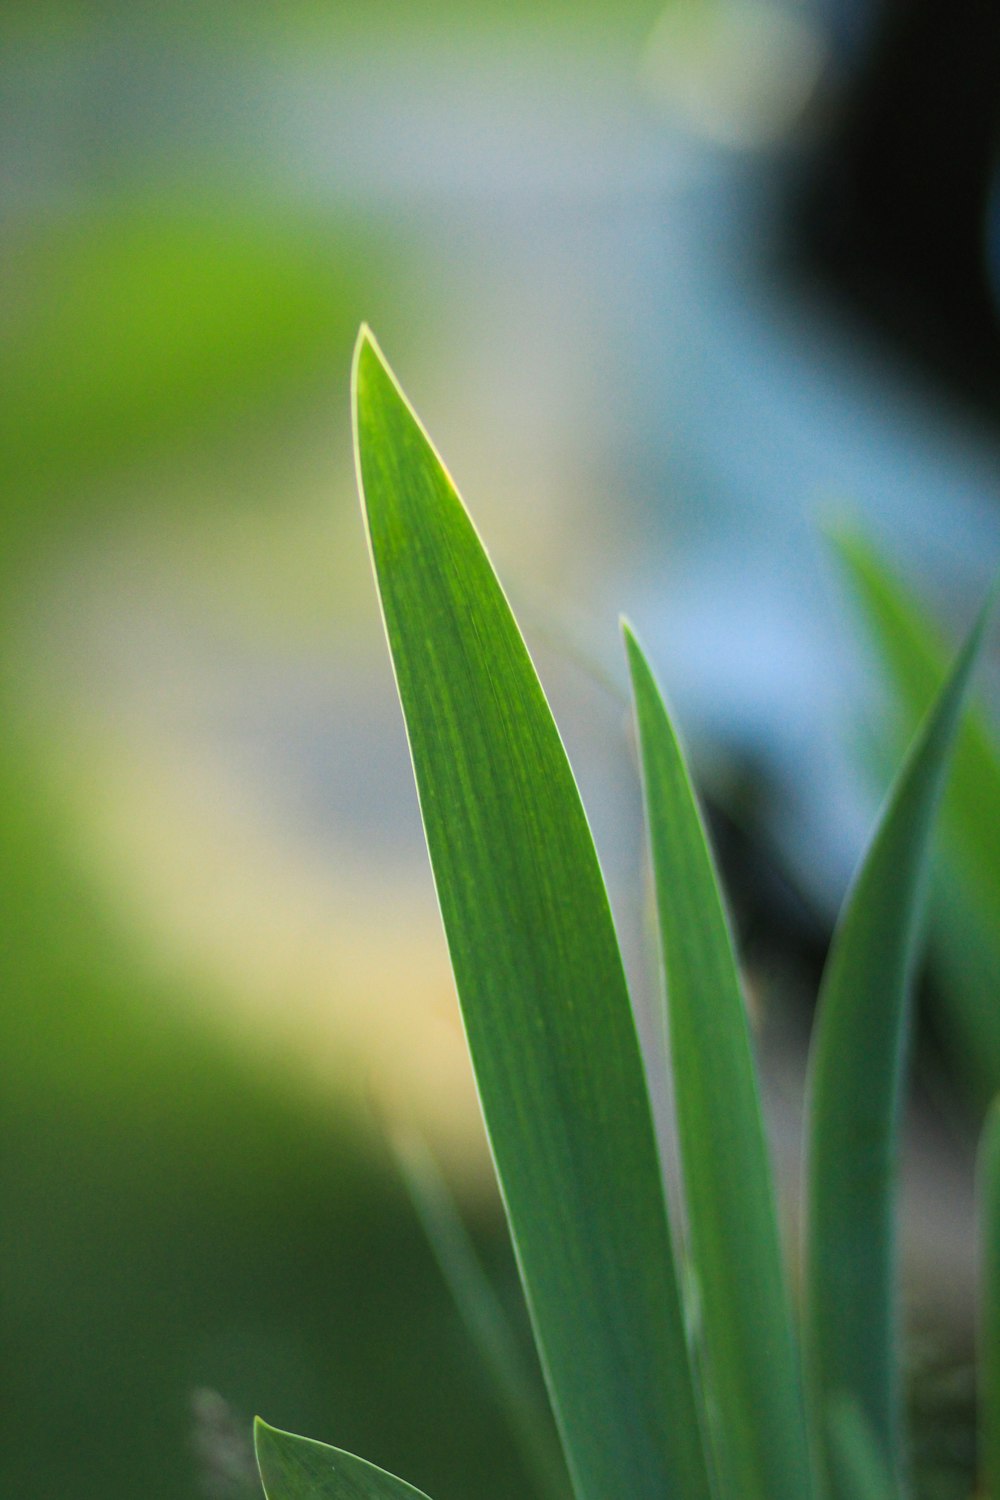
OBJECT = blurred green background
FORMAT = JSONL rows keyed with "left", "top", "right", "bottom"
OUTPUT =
{"left": 3, "top": 2, "right": 999, "bottom": 1497}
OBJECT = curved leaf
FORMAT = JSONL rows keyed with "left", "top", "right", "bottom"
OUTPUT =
{"left": 352, "top": 328, "right": 711, "bottom": 1500}
{"left": 804, "top": 600, "right": 990, "bottom": 1496}
{"left": 255, "top": 1420, "right": 434, "bottom": 1500}
{"left": 834, "top": 526, "right": 1000, "bottom": 1102}
{"left": 623, "top": 622, "right": 813, "bottom": 1500}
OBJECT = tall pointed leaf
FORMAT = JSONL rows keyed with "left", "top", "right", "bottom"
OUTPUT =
{"left": 352, "top": 328, "right": 712, "bottom": 1500}
{"left": 255, "top": 1420, "right": 434, "bottom": 1500}
{"left": 834, "top": 526, "right": 1000, "bottom": 1102}
{"left": 804, "top": 603, "right": 990, "bottom": 1497}
{"left": 623, "top": 622, "right": 813, "bottom": 1500}
{"left": 978, "top": 1098, "right": 1000, "bottom": 1500}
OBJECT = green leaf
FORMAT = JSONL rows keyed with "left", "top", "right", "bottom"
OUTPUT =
{"left": 255, "top": 1420, "right": 434, "bottom": 1500}
{"left": 353, "top": 328, "right": 712, "bottom": 1500}
{"left": 391, "top": 1129, "right": 569, "bottom": 1500}
{"left": 826, "top": 1397, "right": 898, "bottom": 1500}
{"left": 978, "top": 1098, "right": 1000, "bottom": 1500}
{"left": 623, "top": 622, "right": 813, "bottom": 1500}
{"left": 804, "top": 599, "right": 991, "bottom": 1497}
{"left": 833, "top": 527, "right": 1000, "bottom": 1102}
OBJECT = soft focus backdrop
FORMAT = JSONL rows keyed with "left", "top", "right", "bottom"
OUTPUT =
{"left": 3, "top": 3, "right": 999, "bottom": 1497}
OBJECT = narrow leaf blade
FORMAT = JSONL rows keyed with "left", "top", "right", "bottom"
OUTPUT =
{"left": 624, "top": 622, "right": 813, "bottom": 1500}
{"left": 804, "top": 601, "right": 990, "bottom": 1496}
{"left": 834, "top": 527, "right": 1000, "bottom": 1101}
{"left": 352, "top": 329, "right": 712, "bottom": 1500}
{"left": 978, "top": 1098, "right": 1000, "bottom": 1500}
{"left": 255, "top": 1420, "right": 434, "bottom": 1500}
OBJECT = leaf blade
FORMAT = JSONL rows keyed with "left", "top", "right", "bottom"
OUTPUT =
{"left": 255, "top": 1420, "right": 435, "bottom": 1500}
{"left": 623, "top": 622, "right": 813, "bottom": 1500}
{"left": 352, "top": 329, "right": 712, "bottom": 1500}
{"left": 804, "top": 600, "right": 990, "bottom": 1496}
{"left": 833, "top": 527, "right": 1000, "bottom": 1101}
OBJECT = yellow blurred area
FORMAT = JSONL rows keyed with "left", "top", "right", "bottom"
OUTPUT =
{"left": 3, "top": 7, "right": 680, "bottom": 1495}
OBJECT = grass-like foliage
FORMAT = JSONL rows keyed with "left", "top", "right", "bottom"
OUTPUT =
{"left": 834, "top": 527, "right": 1000, "bottom": 1108}
{"left": 256, "top": 329, "right": 996, "bottom": 1500}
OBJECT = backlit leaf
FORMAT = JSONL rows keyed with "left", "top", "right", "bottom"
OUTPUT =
{"left": 624, "top": 621, "right": 813, "bottom": 1500}
{"left": 255, "top": 1420, "right": 434, "bottom": 1500}
{"left": 353, "top": 328, "right": 712, "bottom": 1500}
{"left": 834, "top": 527, "right": 1000, "bottom": 1103}
{"left": 804, "top": 600, "right": 990, "bottom": 1496}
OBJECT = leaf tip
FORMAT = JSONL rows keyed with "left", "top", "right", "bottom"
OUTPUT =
{"left": 819, "top": 503, "right": 863, "bottom": 548}
{"left": 351, "top": 321, "right": 381, "bottom": 400}
{"left": 619, "top": 614, "right": 642, "bottom": 659}
{"left": 351, "top": 324, "right": 393, "bottom": 507}
{"left": 350, "top": 324, "right": 415, "bottom": 443}
{"left": 955, "top": 573, "right": 998, "bottom": 681}
{"left": 253, "top": 1416, "right": 276, "bottom": 1495}
{"left": 352, "top": 318, "right": 376, "bottom": 358}
{"left": 619, "top": 616, "right": 653, "bottom": 689}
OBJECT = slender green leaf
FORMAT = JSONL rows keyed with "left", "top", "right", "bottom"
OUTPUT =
{"left": 623, "top": 621, "right": 813, "bottom": 1500}
{"left": 834, "top": 527, "right": 1000, "bottom": 1101}
{"left": 978, "top": 1098, "right": 1000, "bottom": 1499}
{"left": 827, "top": 1397, "right": 899, "bottom": 1500}
{"left": 255, "top": 1420, "right": 434, "bottom": 1500}
{"left": 804, "top": 601, "right": 991, "bottom": 1497}
{"left": 353, "top": 328, "right": 712, "bottom": 1500}
{"left": 391, "top": 1129, "right": 569, "bottom": 1500}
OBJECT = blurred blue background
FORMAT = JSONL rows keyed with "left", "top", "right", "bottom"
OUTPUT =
{"left": 3, "top": 2, "right": 999, "bottom": 1496}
